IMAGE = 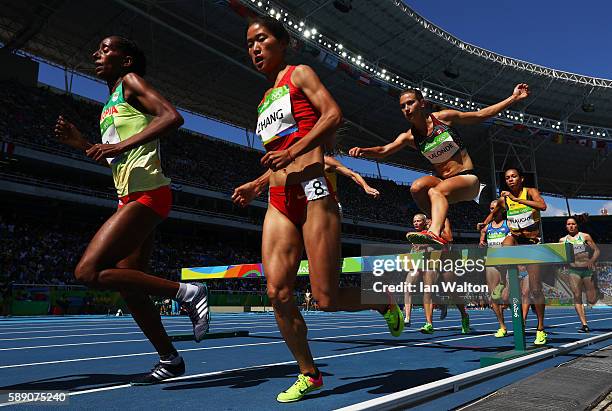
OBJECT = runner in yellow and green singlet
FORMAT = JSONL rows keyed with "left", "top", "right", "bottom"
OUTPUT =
{"left": 481, "top": 168, "right": 548, "bottom": 345}
{"left": 54, "top": 36, "right": 209, "bottom": 385}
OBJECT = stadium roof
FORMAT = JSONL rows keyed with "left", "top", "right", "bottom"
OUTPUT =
{"left": 0, "top": 0, "right": 610, "bottom": 198}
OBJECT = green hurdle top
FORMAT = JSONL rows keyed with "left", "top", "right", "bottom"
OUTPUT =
{"left": 181, "top": 242, "right": 574, "bottom": 281}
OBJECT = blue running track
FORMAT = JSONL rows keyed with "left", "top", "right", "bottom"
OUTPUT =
{"left": 0, "top": 307, "right": 611, "bottom": 409}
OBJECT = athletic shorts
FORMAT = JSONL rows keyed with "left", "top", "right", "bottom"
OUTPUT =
{"left": 438, "top": 170, "right": 485, "bottom": 204}
{"left": 118, "top": 185, "right": 172, "bottom": 219}
{"left": 512, "top": 235, "right": 541, "bottom": 245}
{"left": 439, "top": 169, "right": 476, "bottom": 179}
{"left": 269, "top": 176, "right": 336, "bottom": 226}
{"left": 567, "top": 267, "right": 593, "bottom": 279}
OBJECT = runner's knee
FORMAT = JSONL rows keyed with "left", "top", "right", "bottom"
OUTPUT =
{"left": 74, "top": 259, "right": 99, "bottom": 286}
{"left": 410, "top": 180, "right": 430, "bottom": 197}
{"left": 267, "top": 284, "right": 293, "bottom": 307}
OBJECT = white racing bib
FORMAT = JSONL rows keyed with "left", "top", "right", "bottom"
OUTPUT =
{"left": 256, "top": 85, "right": 297, "bottom": 147}
{"left": 301, "top": 177, "right": 330, "bottom": 201}
{"left": 420, "top": 129, "right": 461, "bottom": 164}
{"left": 507, "top": 210, "right": 536, "bottom": 230}
{"left": 100, "top": 116, "right": 121, "bottom": 165}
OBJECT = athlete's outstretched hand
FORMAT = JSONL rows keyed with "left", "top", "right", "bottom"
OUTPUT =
{"left": 348, "top": 147, "right": 365, "bottom": 157}
{"left": 512, "top": 83, "right": 530, "bottom": 101}
{"left": 54, "top": 116, "right": 89, "bottom": 150}
{"left": 232, "top": 182, "right": 258, "bottom": 207}
{"left": 364, "top": 186, "right": 380, "bottom": 199}
{"left": 261, "top": 149, "right": 293, "bottom": 171}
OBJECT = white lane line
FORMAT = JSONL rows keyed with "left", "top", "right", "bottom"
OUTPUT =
{"left": 0, "top": 311, "right": 504, "bottom": 330}
{"left": 5, "top": 317, "right": 609, "bottom": 406}
{"left": 1, "top": 313, "right": 609, "bottom": 363}
{"left": 249, "top": 312, "right": 612, "bottom": 335}
{"left": 0, "top": 318, "right": 396, "bottom": 342}
{"left": 0, "top": 312, "right": 608, "bottom": 351}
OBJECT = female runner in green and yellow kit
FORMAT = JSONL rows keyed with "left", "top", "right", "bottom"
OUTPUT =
{"left": 481, "top": 168, "right": 548, "bottom": 345}
{"left": 54, "top": 36, "right": 209, "bottom": 385}
{"left": 560, "top": 217, "right": 600, "bottom": 332}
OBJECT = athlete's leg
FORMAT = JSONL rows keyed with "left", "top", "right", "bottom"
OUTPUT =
{"left": 583, "top": 276, "right": 598, "bottom": 305}
{"left": 486, "top": 267, "right": 506, "bottom": 330}
{"left": 74, "top": 202, "right": 179, "bottom": 296}
{"left": 568, "top": 273, "right": 587, "bottom": 326}
{"left": 426, "top": 175, "right": 480, "bottom": 237}
{"left": 116, "top": 230, "right": 175, "bottom": 357}
{"left": 520, "top": 276, "right": 530, "bottom": 322}
{"left": 440, "top": 270, "right": 470, "bottom": 332}
{"left": 404, "top": 271, "right": 421, "bottom": 323}
{"left": 303, "top": 197, "right": 386, "bottom": 313}
{"left": 262, "top": 206, "right": 313, "bottom": 374}
{"left": 526, "top": 264, "right": 545, "bottom": 331}
{"left": 422, "top": 271, "right": 437, "bottom": 325}
{"left": 409, "top": 175, "right": 441, "bottom": 217}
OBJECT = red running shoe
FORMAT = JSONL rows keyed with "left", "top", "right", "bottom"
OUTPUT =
{"left": 406, "top": 230, "right": 448, "bottom": 245}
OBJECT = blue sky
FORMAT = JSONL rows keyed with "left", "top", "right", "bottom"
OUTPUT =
{"left": 408, "top": 0, "right": 612, "bottom": 80}
{"left": 36, "top": 1, "right": 612, "bottom": 217}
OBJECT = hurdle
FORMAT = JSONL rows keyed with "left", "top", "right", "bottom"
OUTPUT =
{"left": 181, "top": 243, "right": 574, "bottom": 361}
{"left": 479, "top": 242, "right": 574, "bottom": 366}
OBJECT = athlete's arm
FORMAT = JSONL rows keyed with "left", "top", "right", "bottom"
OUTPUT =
{"left": 86, "top": 72, "right": 184, "bottom": 162}
{"left": 54, "top": 115, "right": 93, "bottom": 151}
{"left": 348, "top": 131, "right": 414, "bottom": 159}
{"left": 54, "top": 116, "right": 112, "bottom": 166}
{"left": 479, "top": 226, "right": 487, "bottom": 247}
{"left": 436, "top": 84, "right": 529, "bottom": 126}
{"left": 326, "top": 156, "right": 380, "bottom": 198}
{"left": 232, "top": 170, "right": 272, "bottom": 207}
{"left": 500, "top": 188, "right": 547, "bottom": 211}
{"left": 583, "top": 233, "right": 600, "bottom": 267}
{"left": 261, "top": 65, "right": 341, "bottom": 171}
{"left": 480, "top": 199, "right": 505, "bottom": 228}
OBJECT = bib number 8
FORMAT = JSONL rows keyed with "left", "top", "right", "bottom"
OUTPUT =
{"left": 301, "top": 177, "right": 330, "bottom": 201}
{"left": 312, "top": 180, "right": 325, "bottom": 196}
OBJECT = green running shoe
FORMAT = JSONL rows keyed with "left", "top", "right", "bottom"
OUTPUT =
{"left": 383, "top": 304, "right": 404, "bottom": 337}
{"left": 491, "top": 283, "right": 505, "bottom": 300}
{"left": 533, "top": 330, "right": 548, "bottom": 346}
{"left": 419, "top": 322, "right": 434, "bottom": 334}
{"left": 276, "top": 373, "right": 323, "bottom": 403}
{"left": 461, "top": 315, "right": 470, "bottom": 334}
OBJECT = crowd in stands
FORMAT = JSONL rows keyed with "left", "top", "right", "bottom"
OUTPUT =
{"left": 543, "top": 215, "right": 612, "bottom": 244}
{"left": 596, "top": 263, "right": 612, "bottom": 300}
{"left": 0, "top": 207, "right": 365, "bottom": 295}
{"left": 0, "top": 213, "right": 260, "bottom": 287}
{"left": 0, "top": 81, "right": 488, "bottom": 228}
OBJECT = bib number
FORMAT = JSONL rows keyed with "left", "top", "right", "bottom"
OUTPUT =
{"left": 101, "top": 123, "right": 121, "bottom": 164}
{"left": 256, "top": 85, "right": 297, "bottom": 146}
{"left": 301, "top": 177, "right": 330, "bottom": 201}
{"left": 507, "top": 211, "right": 536, "bottom": 230}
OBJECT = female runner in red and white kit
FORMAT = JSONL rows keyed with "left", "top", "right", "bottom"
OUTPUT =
{"left": 245, "top": 16, "right": 403, "bottom": 402}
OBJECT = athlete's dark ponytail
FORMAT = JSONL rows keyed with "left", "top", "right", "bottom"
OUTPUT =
{"left": 113, "top": 36, "right": 147, "bottom": 76}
